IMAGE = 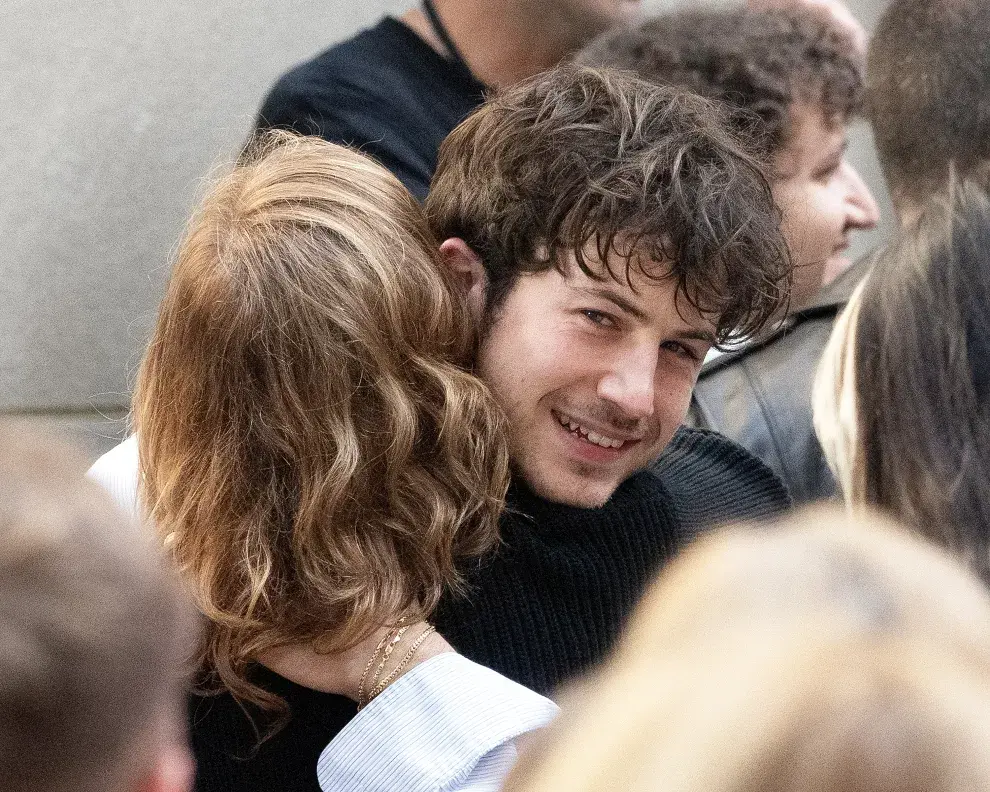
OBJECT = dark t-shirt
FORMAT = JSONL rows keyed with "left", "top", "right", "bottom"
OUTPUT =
{"left": 255, "top": 17, "right": 488, "bottom": 200}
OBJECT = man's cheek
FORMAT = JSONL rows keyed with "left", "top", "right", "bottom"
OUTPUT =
{"left": 667, "top": 386, "right": 696, "bottom": 425}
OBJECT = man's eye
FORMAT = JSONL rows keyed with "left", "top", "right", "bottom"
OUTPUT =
{"left": 814, "top": 163, "right": 841, "bottom": 182}
{"left": 581, "top": 310, "right": 616, "bottom": 328}
{"left": 661, "top": 340, "right": 699, "bottom": 361}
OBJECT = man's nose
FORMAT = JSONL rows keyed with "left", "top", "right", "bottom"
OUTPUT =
{"left": 842, "top": 161, "right": 880, "bottom": 230}
{"left": 596, "top": 343, "right": 657, "bottom": 420}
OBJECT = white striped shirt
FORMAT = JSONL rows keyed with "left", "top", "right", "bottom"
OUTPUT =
{"left": 317, "top": 652, "right": 558, "bottom": 792}
{"left": 88, "top": 434, "right": 140, "bottom": 518}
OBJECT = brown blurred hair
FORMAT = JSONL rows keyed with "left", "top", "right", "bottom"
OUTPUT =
{"left": 816, "top": 184, "right": 990, "bottom": 584}
{"left": 426, "top": 65, "right": 791, "bottom": 343}
{"left": 134, "top": 132, "right": 509, "bottom": 711}
{"left": 0, "top": 422, "right": 193, "bottom": 792}
{"left": 868, "top": 0, "right": 990, "bottom": 213}
{"left": 506, "top": 508, "right": 990, "bottom": 792}
{"left": 577, "top": 5, "right": 864, "bottom": 161}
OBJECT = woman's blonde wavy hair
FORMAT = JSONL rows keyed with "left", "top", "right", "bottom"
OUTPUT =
{"left": 133, "top": 131, "right": 509, "bottom": 710}
{"left": 506, "top": 508, "right": 990, "bottom": 792}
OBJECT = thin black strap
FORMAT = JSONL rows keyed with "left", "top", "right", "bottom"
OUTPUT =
{"left": 422, "top": 0, "right": 472, "bottom": 74}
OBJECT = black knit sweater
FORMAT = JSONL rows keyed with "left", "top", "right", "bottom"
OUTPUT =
{"left": 433, "top": 427, "right": 790, "bottom": 695}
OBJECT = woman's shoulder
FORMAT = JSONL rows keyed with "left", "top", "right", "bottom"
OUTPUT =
{"left": 87, "top": 435, "right": 140, "bottom": 518}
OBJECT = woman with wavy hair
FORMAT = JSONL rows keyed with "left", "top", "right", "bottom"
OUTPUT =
{"left": 814, "top": 184, "right": 990, "bottom": 584}
{"left": 91, "top": 132, "right": 556, "bottom": 792}
{"left": 504, "top": 508, "right": 990, "bottom": 792}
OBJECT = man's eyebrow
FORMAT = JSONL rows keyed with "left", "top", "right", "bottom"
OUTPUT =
{"left": 676, "top": 328, "right": 717, "bottom": 345}
{"left": 578, "top": 286, "right": 650, "bottom": 322}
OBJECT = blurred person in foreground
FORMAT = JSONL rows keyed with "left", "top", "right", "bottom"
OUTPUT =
{"left": 0, "top": 422, "right": 194, "bottom": 792}
{"left": 95, "top": 66, "right": 795, "bottom": 700}
{"left": 815, "top": 184, "right": 990, "bottom": 587}
{"left": 129, "top": 132, "right": 554, "bottom": 792}
{"left": 504, "top": 507, "right": 990, "bottom": 792}
{"left": 578, "top": 4, "right": 879, "bottom": 503}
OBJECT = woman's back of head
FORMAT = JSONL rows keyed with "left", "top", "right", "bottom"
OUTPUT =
{"left": 504, "top": 509, "right": 990, "bottom": 792}
{"left": 815, "top": 183, "right": 990, "bottom": 583}
{"left": 134, "top": 132, "right": 508, "bottom": 707}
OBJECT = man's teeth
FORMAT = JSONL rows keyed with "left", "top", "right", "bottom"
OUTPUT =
{"left": 558, "top": 413, "right": 625, "bottom": 449}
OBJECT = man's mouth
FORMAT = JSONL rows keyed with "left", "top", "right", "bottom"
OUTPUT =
{"left": 553, "top": 410, "right": 637, "bottom": 450}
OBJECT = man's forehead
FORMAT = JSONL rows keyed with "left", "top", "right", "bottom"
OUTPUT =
{"left": 559, "top": 241, "right": 675, "bottom": 282}
{"left": 778, "top": 104, "right": 847, "bottom": 167}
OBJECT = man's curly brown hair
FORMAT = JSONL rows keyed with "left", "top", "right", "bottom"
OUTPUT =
{"left": 427, "top": 65, "right": 792, "bottom": 344}
{"left": 577, "top": 5, "right": 864, "bottom": 160}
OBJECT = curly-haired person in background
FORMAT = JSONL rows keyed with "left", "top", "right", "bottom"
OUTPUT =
{"left": 578, "top": 4, "right": 879, "bottom": 504}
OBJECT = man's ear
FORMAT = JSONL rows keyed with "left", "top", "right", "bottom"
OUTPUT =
{"left": 439, "top": 238, "right": 487, "bottom": 321}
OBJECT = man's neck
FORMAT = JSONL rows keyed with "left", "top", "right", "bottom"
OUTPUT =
{"left": 400, "top": 0, "right": 596, "bottom": 88}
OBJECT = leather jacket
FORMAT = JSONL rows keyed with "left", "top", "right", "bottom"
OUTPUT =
{"left": 688, "top": 255, "right": 873, "bottom": 505}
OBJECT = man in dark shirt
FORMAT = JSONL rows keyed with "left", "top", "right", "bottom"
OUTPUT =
{"left": 255, "top": 0, "right": 642, "bottom": 199}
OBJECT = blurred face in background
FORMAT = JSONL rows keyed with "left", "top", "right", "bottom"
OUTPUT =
{"left": 772, "top": 104, "right": 879, "bottom": 309}
{"left": 535, "top": 0, "right": 643, "bottom": 48}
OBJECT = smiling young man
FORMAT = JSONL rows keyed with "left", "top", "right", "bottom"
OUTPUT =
{"left": 427, "top": 65, "right": 794, "bottom": 694}
{"left": 472, "top": 258, "right": 718, "bottom": 508}
{"left": 578, "top": 6, "right": 880, "bottom": 503}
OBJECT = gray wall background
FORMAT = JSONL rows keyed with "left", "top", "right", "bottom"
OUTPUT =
{"left": 2, "top": 0, "right": 891, "bottom": 459}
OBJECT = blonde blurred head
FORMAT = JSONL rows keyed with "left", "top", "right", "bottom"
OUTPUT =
{"left": 506, "top": 508, "right": 990, "bottom": 792}
{"left": 133, "top": 132, "right": 509, "bottom": 710}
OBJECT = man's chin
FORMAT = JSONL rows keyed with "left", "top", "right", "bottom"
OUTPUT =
{"left": 520, "top": 469, "right": 621, "bottom": 508}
